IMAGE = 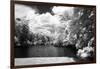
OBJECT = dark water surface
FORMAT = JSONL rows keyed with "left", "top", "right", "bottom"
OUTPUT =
{"left": 15, "top": 46, "right": 77, "bottom": 58}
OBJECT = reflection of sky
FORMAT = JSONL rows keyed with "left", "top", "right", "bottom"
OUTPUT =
{"left": 15, "top": 4, "right": 74, "bottom": 40}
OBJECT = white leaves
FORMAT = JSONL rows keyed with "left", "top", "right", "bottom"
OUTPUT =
{"left": 77, "top": 47, "right": 94, "bottom": 59}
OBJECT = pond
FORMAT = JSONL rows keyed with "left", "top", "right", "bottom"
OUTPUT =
{"left": 15, "top": 45, "right": 77, "bottom": 58}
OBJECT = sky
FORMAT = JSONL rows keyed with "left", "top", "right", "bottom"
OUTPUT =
{"left": 15, "top": 3, "right": 74, "bottom": 40}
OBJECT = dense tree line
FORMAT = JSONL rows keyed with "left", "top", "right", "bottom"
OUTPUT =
{"left": 72, "top": 7, "right": 95, "bottom": 60}
{"left": 15, "top": 18, "right": 53, "bottom": 47}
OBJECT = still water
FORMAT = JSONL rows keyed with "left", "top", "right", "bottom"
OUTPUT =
{"left": 15, "top": 45, "right": 77, "bottom": 58}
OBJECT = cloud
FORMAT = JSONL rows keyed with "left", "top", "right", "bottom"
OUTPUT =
{"left": 27, "top": 6, "right": 74, "bottom": 41}
{"left": 15, "top": 5, "right": 74, "bottom": 41}
{"left": 52, "top": 6, "right": 74, "bottom": 20}
{"left": 28, "top": 12, "right": 63, "bottom": 38}
{"left": 15, "top": 4, "right": 37, "bottom": 19}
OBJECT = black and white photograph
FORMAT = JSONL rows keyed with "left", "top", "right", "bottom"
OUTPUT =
{"left": 11, "top": 0, "right": 96, "bottom": 68}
